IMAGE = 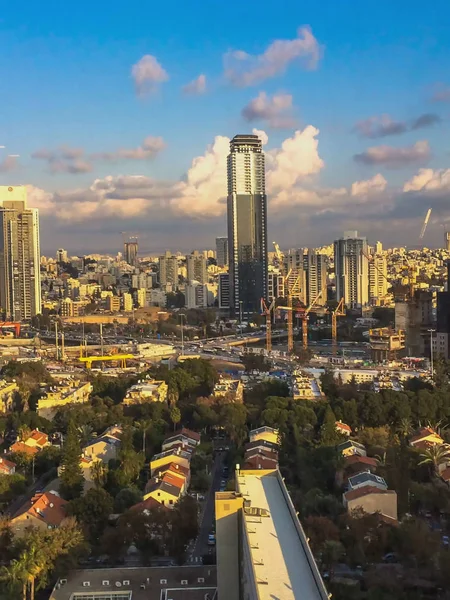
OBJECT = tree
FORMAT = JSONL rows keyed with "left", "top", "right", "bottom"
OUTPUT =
{"left": 90, "top": 460, "right": 108, "bottom": 489}
{"left": 321, "top": 540, "right": 345, "bottom": 578}
{"left": 418, "top": 445, "right": 450, "bottom": 476}
{"left": 220, "top": 403, "right": 248, "bottom": 446}
{"left": 113, "top": 488, "right": 142, "bottom": 513}
{"left": 241, "top": 353, "right": 271, "bottom": 373}
{"left": 60, "top": 420, "right": 84, "bottom": 500}
{"left": 77, "top": 424, "right": 95, "bottom": 446}
{"left": 69, "top": 488, "right": 113, "bottom": 542}
{"left": 319, "top": 406, "right": 341, "bottom": 446}
{"left": 169, "top": 406, "right": 181, "bottom": 431}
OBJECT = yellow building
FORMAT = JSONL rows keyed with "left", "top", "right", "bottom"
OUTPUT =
{"left": 107, "top": 296, "right": 121, "bottom": 312}
{"left": 10, "top": 491, "right": 68, "bottom": 537}
{"left": 37, "top": 380, "right": 93, "bottom": 420}
{"left": 0, "top": 380, "right": 19, "bottom": 413}
{"left": 123, "top": 380, "right": 168, "bottom": 405}
{"left": 82, "top": 426, "right": 122, "bottom": 464}
{"left": 249, "top": 426, "right": 279, "bottom": 445}
{"left": 150, "top": 448, "right": 191, "bottom": 476}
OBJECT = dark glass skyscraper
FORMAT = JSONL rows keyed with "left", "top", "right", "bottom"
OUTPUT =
{"left": 227, "top": 134, "right": 267, "bottom": 317}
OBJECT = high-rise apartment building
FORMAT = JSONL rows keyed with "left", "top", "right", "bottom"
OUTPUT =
{"left": 334, "top": 231, "right": 369, "bottom": 308}
{"left": 303, "top": 249, "right": 327, "bottom": 306}
{"left": 445, "top": 232, "right": 450, "bottom": 252}
{"left": 124, "top": 241, "right": 138, "bottom": 267}
{"left": 284, "top": 249, "right": 307, "bottom": 304}
{"left": 56, "top": 248, "right": 68, "bottom": 263}
{"left": 227, "top": 134, "right": 267, "bottom": 316}
{"left": 158, "top": 251, "right": 179, "bottom": 289}
{"left": 186, "top": 250, "right": 207, "bottom": 284}
{"left": 186, "top": 281, "right": 208, "bottom": 309}
{"left": 0, "top": 186, "right": 41, "bottom": 320}
{"left": 435, "top": 261, "right": 450, "bottom": 359}
{"left": 268, "top": 270, "right": 284, "bottom": 302}
{"left": 215, "top": 237, "right": 228, "bottom": 267}
{"left": 369, "top": 254, "right": 388, "bottom": 304}
{"left": 218, "top": 273, "right": 230, "bottom": 309}
{"left": 122, "top": 292, "right": 133, "bottom": 312}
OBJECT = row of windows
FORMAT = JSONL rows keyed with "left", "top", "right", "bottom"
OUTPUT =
{"left": 73, "top": 594, "right": 131, "bottom": 600}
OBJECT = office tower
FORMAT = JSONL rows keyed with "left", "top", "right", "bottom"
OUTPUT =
{"left": 369, "top": 254, "right": 388, "bottom": 303}
{"left": 0, "top": 186, "right": 41, "bottom": 320}
{"left": 158, "top": 251, "right": 179, "bottom": 289}
{"left": 227, "top": 134, "right": 267, "bottom": 316}
{"left": 334, "top": 231, "right": 369, "bottom": 308}
{"left": 124, "top": 240, "right": 138, "bottom": 266}
{"left": 185, "top": 281, "right": 208, "bottom": 309}
{"left": 435, "top": 261, "right": 450, "bottom": 359}
{"left": 375, "top": 241, "right": 383, "bottom": 255}
{"left": 445, "top": 232, "right": 450, "bottom": 252}
{"left": 186, "top": 250, "right": 207, "bottom": 284}
{"left": 284, "top": 249, "right": 307, "bottom": 304}
{"left": 303, "top": 249, "right": 327, "bottom": 306}
{"left": 267, "top": 270, "right": 284, "bottom": 302}
{"left": 218, "top": 273, "right": 230, "bottom": 309}
{"left": 216, "top": 237, "right": 228, "bottom": 267}
{"left": 56, "top": 248, "right": 68, "bottom": 263}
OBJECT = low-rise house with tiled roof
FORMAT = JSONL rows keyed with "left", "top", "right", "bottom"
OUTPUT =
{"left": 150, "top": 448, "right": 191, "bottom": 476}
{"left": 24, "top": 429, "right": 50, "bottom": 450}
{"left": 143, "top": 475, "right": 182, "bottom": 508}
{"left": 163, "top": 428, "right": 200, "bottom": 448}
{"left": 9, "top": 441, "right": 39, "bottom": 458}
{"left": 343, "top": 486, "right": 398, "bottom": 522}
{"left": 409, "top": 427, "right": 444, "bottom": 450}
{"left": 249, "top": 426, "right": 279, "bottom": 445}
{"left": 83, "top": 426, "right": 122, "bottom": 464}
{"left": 441, "top": 466, "right": 450, "bottom": 485}
{"left": 335, "top": 421, "right": 352, "bottom": 436}
{"left": 0, "top": 456, "right": 16, "bottom": 475}
{"left": 337, "top": 439, "right": 367, "bottom": 458}
{"left": 347, "top": 471, "right": 387, "bottom": 492}
{"left": 244, "top": 439, "right": 279, "bottom": 454}
{"left": 153, "top": 462, "right": 191, "bottom": 489}
{"left": 10, "top": 491, "right": 68, "bottom": 536}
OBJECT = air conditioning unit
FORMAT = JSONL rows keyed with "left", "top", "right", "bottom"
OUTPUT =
{"left": 82, "top": 582, "right": 90, "bottom": 587}
{"left": 198, "top": 577, "right": 205, "bottom": 583}
{"left": 115, "top": 582, "right": 122, "bottom": 587}
{"left": 59, "top": 579, "right": 67, "bottom": 585}
{"left": 123, "top": 580, "right": 130, "bottom": 585}
{"left": 160, "top": 579, "right": 167, "bottom": 584}
{"left": 181, "top": 580, "right": 188, "bottom": 585}
{"left": 102, "top": 581, "right": 110, "bottom": 586}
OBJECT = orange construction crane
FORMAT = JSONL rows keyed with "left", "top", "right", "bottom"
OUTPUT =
{"left": 297, "top": 288, "right": 325, "bottom": 350}
{"left": 331, "top": 298, "right": 345, "bottom": 356}
{"left": 261, "top": 298, "right": 275, "bottom": 352}
{"left": 0, "top": 322, "right": 21, "bottom": 337}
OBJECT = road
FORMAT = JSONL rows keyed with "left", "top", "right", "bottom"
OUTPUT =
{"left": 192, "top": 451, "right": 225, "bottom": 559}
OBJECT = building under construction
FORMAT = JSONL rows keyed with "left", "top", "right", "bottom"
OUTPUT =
{"left": 369, "top": 327, "right": 405, "bottom": 363}
{"left": 395, "top": 290, "right": 434, "bottom": 356}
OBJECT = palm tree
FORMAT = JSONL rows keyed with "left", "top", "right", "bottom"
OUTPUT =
{"left": 419, "top": 445, "right": 450, "bottom": 476}
{"left": 396, "top": 417, "right": 412, "bottom": 442}
{"left": 77, "top": 424, "right": 95, "bottom": 446}
{"left": 0, "top": 556, "right": 29, "bottom": 600}
{"left": 134, "top": 419, "right": 152, "bottom": 455}
{"left": 170, "top": 406, "right": 181, "bottom": 432}
{"left": 90, "top": 460, "right": 108, "bottom": 488}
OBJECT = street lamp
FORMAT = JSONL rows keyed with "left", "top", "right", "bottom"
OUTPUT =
{"left": 428, "top": 328, "right": 436, "bottom": 379}
{"left": 179, "top": 313, "right": 185, "bottom": 356}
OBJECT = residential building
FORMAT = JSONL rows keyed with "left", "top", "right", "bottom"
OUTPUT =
{"left": 123, "top": 380, "right": 168, "bottom": 405}
{"left": 216, "top": 236, "right": 228, "bottom": 267}
{"left": 409, "top": 426, "right": 443, "bottom": 450}
{"left": 107, "top": 295, "right": 121, "bottom": 312}
{"left": 122, "top": 292, "right": 133, "bottom": 312}
{"left": 347, "top": 471, "right": 387, "bottom": 492}
{"left": 187, "top": 250, "right": 207, "bottom": 284}
{"left": 185, "top": 281, "right": 208, "bottom": 309}
{"left": 337, "top": 439, "right": 367, "bottom": 458}
{"left": 284, "top": 249, "right": 307, "bottom": 303}
{"left": 244, "top": 439, "right": 279, "bottom": 455}
{"left": 446, "top": 231, "right": 450, "bottom": 252}
{"left": 335, "top": 421, "right": 352, "bottom": 436}
{"left": 249, "top": 426, "right": 279, "bottom": 445}
{"left": 37, "top": 380, "right": 93, "bottom": 420}
{"left": 342, "top": 455, "right": 379, "bottom": 478}
{"left": 267, "top": 269, "right": 284, "bottom": 302}
{"left": 290, "top": 369, "right": 323, "bottom": 400}
{"left": 143, "top": 475, "right": 183, "bottom": 508}
{"left": 124, "top": 240, "right": 138, "bottom": 266}
{"left": 0, "top": 379, "right": 19, "bottom": 413}
{"left": 82, "top": 425, "right": 122, "bottom": 463}
{"left": 150, "top": 448, "right": 191, "bottom": 476}
{"left": 343, "top": 485, "right": 398, "bottom": 522}
{"left": 48, "top": 566, "right": 217, "bottom": 600}
{"left": 369, "top": 254, "right": 388, "bottom": 304}
{"left": 395, "top": 290, "right": 434, "bottom": 356}
{"left": 136, "top": 287, "right": 146, "bottom": 308}
{"left": 435, "top": 261, "right": 450, "bottom": 359}
{"left": 152, "top": 462, "right": 191, "bottom": 489}
{"left": 213, "top": 377, "right": 244, "bottom": 403}
{"left": 0, "top": 185, "right": 41, "bottom": 319}
{"left": 215, "top": 469, "right": 329, "bottom": 600}
{"left": 56, "top": 248, "right": 68, "bottom": 263}
{"left": 227, "top": 134, "right": 268, "bottom": 317}
{"left": 159, "top": 251, "right": 179, "bottom": 289}
{"left": 304, "top": 249, "right": 327, "bottom": 306}
{"left": 10, "top": 491, "right": 67, "bottom": 536}
{"left": 243, "top": 448, "right": 279, "bottom": 470}
{"left": 334, "top": 231, "right": 369, "bottom": 308}
{"left": 218, "top": 272, "right": 230, "bottom": 309}
{"left": 162, "top": 428, "right": 200, "bottom": 452}
{"left": 0, "top": 457, "right": 16, "bottom": 475}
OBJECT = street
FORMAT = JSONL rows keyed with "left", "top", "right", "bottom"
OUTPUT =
{"left": 191, "top": 451, "right": 225, "bottom": 559}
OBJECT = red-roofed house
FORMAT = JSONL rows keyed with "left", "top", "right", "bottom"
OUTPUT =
{"left": 336, "top": 421, "right": 352, "bottom": 436}
{"left": 0, "top": 456, "right": 16, "bottom": 475}
{"left": 130, "top": 496, "right": 168, "bottom": 513}
{"left": 10, "top": 491, "right": 68, "bottom": 536}
{"left": 24, "top": 429, "right": 50, "bottom": 450}
{"left": 410, "top": 427, "right": 443, "bottom": 449}
{"left": 343, "top": 486, "right": 398, "bottom": 522}
{"left": 153, "top": 462, "right": 191, "bottom": 488}
{"left": 244, "top": 453, "right": 279, "bottom": 470}
{"left": 9, "top": 441, "right": 39, "bottom": 457}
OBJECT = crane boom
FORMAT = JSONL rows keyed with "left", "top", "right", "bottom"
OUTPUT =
{"left": 419, "top": 208, "right": 432, "bottom": 240}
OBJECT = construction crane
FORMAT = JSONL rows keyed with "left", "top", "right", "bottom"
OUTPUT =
{"left": 261, "top": 298, "right": 275, "bottom": 352}
{"left": 331, "top": 298, "right": 345, "bottom": 356}
{"left": 419, "top": 208, "right": 432, "bottom": 240}
{"left": 298, "top": 289, "right": 325, "bottom": 350}
{"left": 0, "top": 322, "right": 21, "bottom": 337}
{"left": 273, "top": 242, "right": 302, "bottom": 354}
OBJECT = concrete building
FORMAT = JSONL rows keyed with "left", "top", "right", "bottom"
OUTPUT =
{"left": 213, "top": 377, "right": 243, "bottom": 403}
{"left": 56, "top": 248, "right": 68, "bottom": 263}
{"left": 369, "top": 254, "right": 388, "bottom": 304}
{"left": 136, "top": 287, "right": 146, "bottom": 308}
{"left": 159, "top": 251, "right": 179, "bottom": 289}
{"left": 122, "top": 292, "right": 133, "bottom": 312}
{"left": 123, "top": 380, "right": 168, "bottom": 405}
{"left": 187, "top": 250, "right": 207, "bottom": 284}
{"left": 395, "top": 290, "right": 434, "bottom": 356}
{"left": 334, "top": 231, "right": 369, "bottom": 308}
{"left": 227, "top": 134, "right": 268, "bottom": 317}
{"left": 37, "top": 379, "right": 93, "bottom": 419}
{"left": 0, "top": 185, "right": 41, "bottom": 319}
{"left": 284, "top": 249, "right": 307, "bottom": 303}
{"left": 267, "top": 269, "right": 284, "bottom": 302}
{"left": 369, "top": 327, "right": 405, "bottom": 362}
{"left": 218, "top": 272, "right": 230, "bottom": 309}
{"left": 215, "top": 469, "right": 328, "bottom": 600}
{"left": 185, "top": 281, "right": 208, "bottom": 309}
{"left": 124, "top": 240, "right": 138, "bottom": 266}
{"left": 446, "top": 231, "right": 450, "bottom": 252}
{"left": 107, "top": 295, "right": 121, "bottom": 312}
{"left": 0, "top": 379, "right": 19, "bottom": 413}
{"left": 216, "top": 236, "right": 228, "bottom": 267}
{"left": 435, "top": 261, "right": 450, "bottom": 359}
{"left": 304, "top": 249, "right": 327, "bottom": 306}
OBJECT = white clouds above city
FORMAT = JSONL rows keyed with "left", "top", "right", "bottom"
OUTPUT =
{"left": 241, "top": 92, "right": 296, "bottom": 129}
{"left": 182, "top": 74, "right": 206, "bottom": 95}
{"left": 354, "top": 140, "right": 431, "bottom": 168}
{"left": 131, "top": 54, "right": 169, "bottom": 96}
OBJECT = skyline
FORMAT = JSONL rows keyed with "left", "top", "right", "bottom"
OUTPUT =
{"left": 1, "top": 1, "right": 450, "bottom": 253}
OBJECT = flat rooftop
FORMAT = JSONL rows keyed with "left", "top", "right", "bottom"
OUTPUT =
{"left": 49, "top": 566, "right": 216, "bottom": 600}
{"left": 236, "top": 470, "right": 327, "bottom": 600}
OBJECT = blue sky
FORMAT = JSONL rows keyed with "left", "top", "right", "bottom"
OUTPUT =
{"left": 1, "top": 0, "right": 449, "bottom": 253}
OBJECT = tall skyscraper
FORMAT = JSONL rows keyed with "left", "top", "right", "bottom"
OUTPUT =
{"left": 186, "top": 250, "right": 207, "bottom": 284}
{"left": 124, "top": 240, "right": 138, "bottom": 266}
{"left": 334, "top": 231, "right": 369, "bottom": 308}
{"left": 369, "top": 254, "right": 388, "bottom": 304}
{"left": 284, "top": 249, "right": 307, "bottom": 304}
{"left": 0, "top": 186, "right": 41, "bottom": 320}
{"left": 445, "top": 232, "right": 450, "bottom": 252}
{"left": 215, "top": 237, "right": 228, "bottom": 267}
{"left": 158, "top": 251, "right": 179, "bottom": 289}
{"left": 227, "top": 134, "right": 267, "bottom": 316}
{"left": 303, "top": 249, "right": 327, "bottom": 306}
{"left": 56, "top": 248, "right": 68, "bottom": 263}
{"left": 218, "top": 273, "right": 230, "bottom": 309}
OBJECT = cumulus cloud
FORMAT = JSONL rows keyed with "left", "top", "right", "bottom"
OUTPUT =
{"left": 241, "top": 92, "right": 296, "bottom": 128}
{"left": 93, "top": 136, "right": 166, "bottom": 162}
{"left": 224, "top": 26, "right": 321, "bottom": 87}
{"left": 0, "top": 155, "right": 19, "bottom": 173}
{"left": 252, "top": 128, "right": 268, "bottom": 146}
{"left": 351, "top": 173, "right": 387, "bottom": 198}
{"left": 354, "top": 140, "right": 430, "bottom": 168}
{"left": 354, "top": 113, "right": 441, "bottom": 138}
{"left": 182, "top": 74, "right": 206, "bottom": 95}
{"left": 32, "top": 146, "right": 92, "bottom": 174}
{"left": 403, "top": 168, "right": 450, "bottom": 192}
{"left": 131, "top": 55, "right": 169, "bottom": 96}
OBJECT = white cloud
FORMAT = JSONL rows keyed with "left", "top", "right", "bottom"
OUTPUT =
{"left": 182, "top": 74, "right": 206, "bottom": 95}
{"left": 224, "top": 26, "right": 321, "bottom": 87}
{"left": 354, "top": 140, "right": 430, "bottom": 168}
{"left": 252, "top": 128, "right": 268, "bottom": 146}
{"left": 242, "top": 92, "right": 296, "bottom": 128}
{"left": 131, "top": 55, "right": 169, "bottom": 96}
{"left": 403, "top": 168, "right": 450, "bottom": 192}
{"left": 354, "top": 114, "right": 441, "bottom": 138}
{"left": 93, "top": 136, "right": 166, "bottom": 161}
{"left": 351, "top": 173, "right": 387, "bottom": 198}
{"left": 31, "top": 146, "right": 92, "bottom": 174}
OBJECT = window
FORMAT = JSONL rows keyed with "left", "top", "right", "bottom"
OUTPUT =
{"left": 82, "top": 582, "right": 90, "bottom": 587}
{"left": 102, "top": 581, "right": 110, "bottom": 586}
{"left": 198, "top": 577, "right": 205, "bottom": 583}
{"left": 122, "top": 580, "right": 130, "bottom": 586}
{"left": 160, "top": 579, "right": 168, "bottom": 584}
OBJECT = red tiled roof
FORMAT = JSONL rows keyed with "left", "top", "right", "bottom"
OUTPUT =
{"left": 244, "top": 455, "right": 278, "bottom": 470}
{"left": 162, "top": 472, "right": 185, "bottom": 489}
{"left": 410, "top": 427, "right": 442, "bottom": 445}
{"left": 13, "top": 491, "right": 67, "bottom": 527}
{"left": 245, "top": 447, "right": 279, "bottom": 461}
{"left": 9, "top": 442, "right": 39, "bottom": 457}
{"left": 336, "top": 421, "right": 352, "bottom": 433}
{"left": 155, "top": 462, "right": 190, "bottom": 478}
{"left": 180, "top": 428, "right": 200, "bottom": 443}
{"left": 345, "top": 455, "right": 379, "bottom": 468}
{"left": 28, "top": 430, "right": 49, "bottom": 446}
{"left": 0, "top": 457, "right": 15, "bottom": 473}
{"left": 130, "top": 497, "right": 168, "bottom": 512}
{"left": 345, "top": 486, "right": 395, "bottom": 502}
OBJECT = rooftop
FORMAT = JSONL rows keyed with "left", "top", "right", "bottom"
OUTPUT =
{"left": 236, "top": 470, "right": 328, "bottom": 600}
{"left": 12, "top": 490, "right": 67, "bottom": 527}
{"left": 49, "top": 566, "right": 216, "bottom": 600}
{"left": 348, "top": 471, "right": 387, "bottom": 490}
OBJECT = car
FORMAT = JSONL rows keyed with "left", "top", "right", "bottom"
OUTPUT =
{"left": 382, "top": 553, "right": 398, "bottom": 564}
{"left": 208, "top": 534, "right": 216, "bottom": 546}
{"left": 220, "top": 479, "right": 226, "bottom": 487}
